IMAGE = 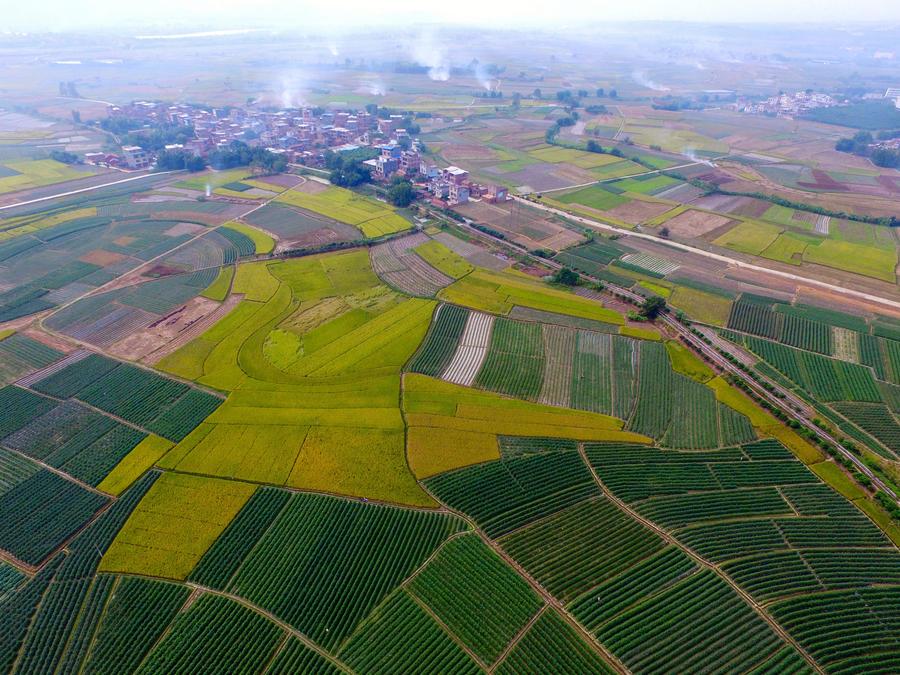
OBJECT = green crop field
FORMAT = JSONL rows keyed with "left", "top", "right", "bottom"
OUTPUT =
{"left": 277, "top": 185, "right": 411, "bottom": 237}
{"left": 0, "top": 119, "right": 898, "bottom": 674}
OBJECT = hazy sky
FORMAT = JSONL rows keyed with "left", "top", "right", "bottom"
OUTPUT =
{"left": 4, "top": 0, "right": 900, "bottom": 32}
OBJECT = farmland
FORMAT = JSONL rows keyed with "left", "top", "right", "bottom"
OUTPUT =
{"left": 0, "top": 115, "right": 898, "bottom": 675}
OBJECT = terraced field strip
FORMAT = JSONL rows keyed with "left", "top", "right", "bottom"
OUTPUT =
{"left": 407, "top": 304, "right": 470, "bottom": 377}
{"left": 539, "top": 324, "right": 576, "bottom": 407}
{"left": 441, "top": 312, "right": 494, "bottom": 387}
{"left": 370, "top": 232, "right": 453, "bottom": 297}
{"left": 15, "top": 348, "right": 89, "bottom": 388}
{"left": 618, "top": 253, "right": 679, "bottom": 277}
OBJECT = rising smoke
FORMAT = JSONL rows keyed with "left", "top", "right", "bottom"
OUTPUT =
{"left": 631, "top": 70, "right": 670, "bottom": 92}
{"left": 410, "top": 31, "right": 450, "bottom": 81}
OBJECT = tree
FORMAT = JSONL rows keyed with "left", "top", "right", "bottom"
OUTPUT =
{"left": 659, "top": 226, "right": 670, "bottom": 238}
{"left": 586, "top": 139, "right": 605, "bottom": 153}
{"left": 387, "top": 178, "right": 415, "bottom": 207}
{"left": 596, "top": 88, "right": 605, "bottom": 97}
{"left": 71, "top": 110, "right": 81, "bottom": 124}
{"left": 552, "top": 267, "right": 579, "bottom": 286}
{"left": 640, "top": 295, "right": 667, "bottom": 320}
{"left": 532, "top": 88, "right": 543, "bottom": 99}
{"left": 609, "top": 89, "right": 618, "bottom": 99}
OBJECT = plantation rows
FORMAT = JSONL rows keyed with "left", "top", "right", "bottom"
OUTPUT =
{"left": 494, "top": 610, "right": 615, "bottom": 675}
{"left": 769, "top": 588, "right": 900, "bottom": 671}
{"left": 723, "top": 549, "right": 900, "bottom": 603}
{"left": 0, "top": 447, "right": 109, "bottom": 565}
{"left": 29, "top": 353, "right": 222, "bottom": 442}
{"left": 192, "top": 490, "right": 465, "bottom": 650}
{"left": 408, "top": 534, "right": 543, "bottom": 665}
{"left": 831, "top": 402, "right": 900, "bottom": 459}
{"left": 370, "top": 233, "right": 453, "bottom": 297}
{"left": 595, "top": 570, "right": 784, "bottom": 674}
{"left": 497, "top": 436, "right": 578, "bottom": 457}
{"left": 408, "top": 304, "right": 470, "bottom": 376}
{"left": 570, "top": 546, "right": 697, "bottom": 632}
{"left": 474, "top": 317, "right": 545, "bottom": 400}
{"left": 441, "top": 311, "right": 494, "bottom": 387}
{"left": 0, "top": 472, "right": 158, "bottom": 672}
{"left": 424, "top": 450, "right": 599, "bottom": 538}
{"left": 746, "top": 336, "right": 882, "bottom": 402}
{"left": 139, "top": 593, "right": 283, "bottom": 674}
{"left": 499, "top": 497, "right": 664, "bottom": 603}
{"left": 3, "top": 400, "right": 146, "bottom": 486}
{"left": 0, "top": 333, "right": 62, "bottom": 384}
{"left": 412, "top": 308, "right": 752, "bottom": 448}
{"left": 339, "top": 590, "right": 481, "bottom": 674}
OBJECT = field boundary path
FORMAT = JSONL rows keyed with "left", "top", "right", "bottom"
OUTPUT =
{"left": 578, "top": 445, "right": 823, "bottom": 674}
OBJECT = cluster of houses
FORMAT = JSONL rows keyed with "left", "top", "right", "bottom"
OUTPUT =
{"left": 82, "top": 99, "right": 510, "bottom": 207}
{"left": 735, "top": 91, "right": 840, "bottom": 118}
{"left": 364, "top": 142, "right": 507, "bottom": 207}
{"left": 83, "top": 101, "right": 420, "bottom": 170}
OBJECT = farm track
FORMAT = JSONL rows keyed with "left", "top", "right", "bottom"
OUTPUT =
{"left": 577, "top": 445, "right": 823, "bottom": 674}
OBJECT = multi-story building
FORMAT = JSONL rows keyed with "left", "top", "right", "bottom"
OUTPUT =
{"left": 121, "top": 145, "right": 151, "bottom": 170}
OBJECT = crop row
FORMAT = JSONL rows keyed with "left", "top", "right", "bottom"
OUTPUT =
{"left": 439, "top": 311, "right": 493, "bottom": 387}
{"left": 0, "top": 386, "right": 57, "bottom": 439}
{"left": 661, "top": 374, "right": 719, "bottom": 449}
{"left": 635, "top": 487, "right": 793, "bottom": 529}
{"left": 139, "top": 593, "right": 283, "bottom": 674}
{"left": 723, "top": 549, "right": 900, "bottom": 603}
{"left": 677, "top": 515, "right": 889, "bottom": 563}
{"left": 408, "top": 534, "right": 542, "bottom": 664}
{"left": 596, "top": 570, "right": 784, "bottom": 673}
{"left": 497, "top": 436, "right": 578, "bottom": 458}
{"left": 475, "top": 317, "right": 545, "bottom": 400}
{"left": 82, "top": 576, "right": 191, "bottom": 674}
{"left": 189, "top": 486, "right": 291, "bottom": 589}
{"left": 0, "top": 333, "right": 62, "bottom": 384}
{"left": 627, "top": 342, "right": 674, "bottom": 438}
{"left": 570, "top": 546, "right": 697, "bottom": 631}
{"left": 425, "top": 450, "right": 598, "bottom": 538}
{"left": 500, "top": 497, "right": 663, "bottom": 603}
{"left": 496, "top": 610, "right": 615, "bottom": 675}
{"left": 212, "top": 491, "right": 463, "bottom": 651}
{"left": 769, "top": 587, "right": 900, "bottom": 670}
{"left": 339, "top": 589, "right": 480, "bottom": 674}
{"left": 407, "top": 304, "right": 470, "bottom": 377}
{"left": 571, "top": 331, "right": 613, "bottom": 414}
{"left": 831, "top": 402, "right": 900, "bottom": 459}
{"left": 747, "top": 336, "right": 882, "bottom": 402}
{"left": 539, "top": 323, "right": 575, "bottom": 407}
{"left": 0, "top": 472, "right": 159, "bottom": 672}
{"left": 0, "top": 468, "right": 108, "bottom": 565}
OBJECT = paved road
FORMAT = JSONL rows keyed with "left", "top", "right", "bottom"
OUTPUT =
{"left": 515, "top": 195, "right": 900, "bottom": 312}
{"left": 0, "top": 171, "right": 178, "bottom": 212}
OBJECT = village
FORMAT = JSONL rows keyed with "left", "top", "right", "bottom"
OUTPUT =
{"left": 82, "top": 99, "right": 509, "bottom": 208}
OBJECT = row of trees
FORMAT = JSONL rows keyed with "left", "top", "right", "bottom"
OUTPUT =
{"left": 835, "top": 130, "right": 900, "bottom": 168}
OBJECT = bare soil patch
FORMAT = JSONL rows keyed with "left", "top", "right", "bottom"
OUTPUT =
{"left": 165, "top": 222, "right": 205, "bottom": 237}
{"left": 79, "top": 249, "right": 128, "bottom": 266}
{"left": 664, "top": 209, "right": 734, "bottom": 238}
{"left": 604, "top": 199, "right": 671, "bottom": 225}
{"left": 109, "top": 296, "right": 222, "bottom": 361}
